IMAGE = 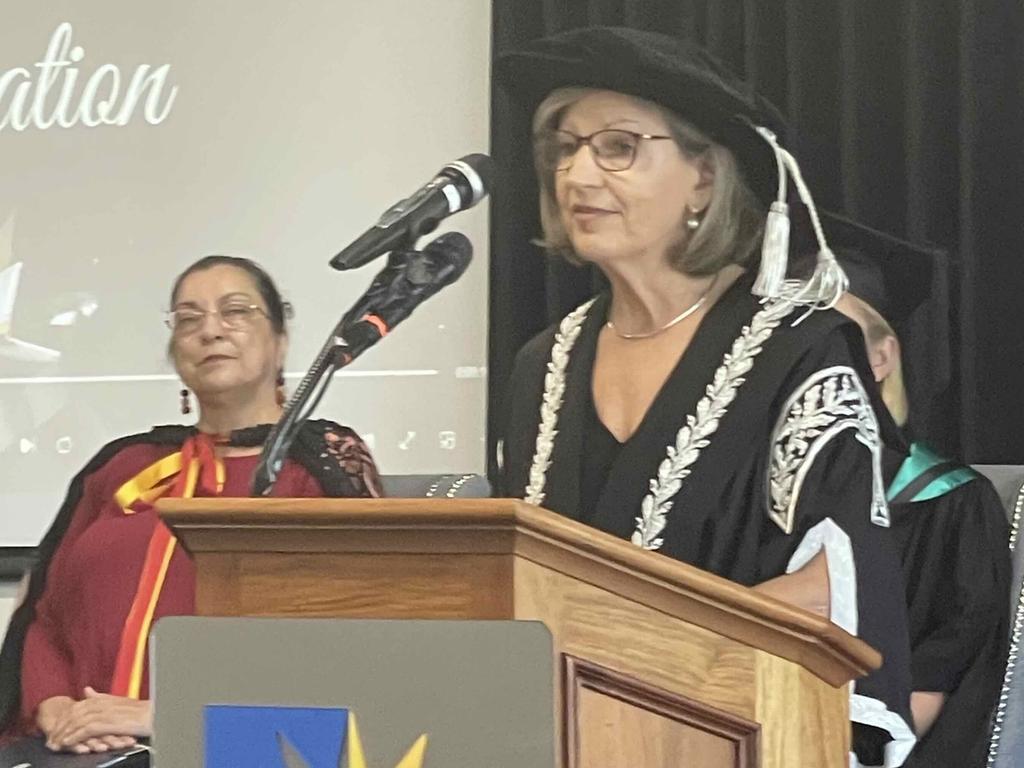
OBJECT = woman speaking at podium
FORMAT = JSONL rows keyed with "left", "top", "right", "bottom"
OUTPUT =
{"left": 0, "top": 256, "right": 381, "bottom": 754}
{"left": 497, "top": 27, "right": 915, "bottom": 766}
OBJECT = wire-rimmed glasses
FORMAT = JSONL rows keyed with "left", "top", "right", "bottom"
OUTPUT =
{"left": 164, "top": 301, "right": 268, "bottom": 336}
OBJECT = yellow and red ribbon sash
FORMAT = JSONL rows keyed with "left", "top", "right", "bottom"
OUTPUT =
{"left": 109, "top": 433, "right": 224, "bottom": 698}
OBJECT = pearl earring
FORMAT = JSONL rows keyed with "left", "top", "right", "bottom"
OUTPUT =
{"left": 686, "top": 206, "right": 702, "bottom": 231}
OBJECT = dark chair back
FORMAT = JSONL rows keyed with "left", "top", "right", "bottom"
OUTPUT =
{"left": 380, "top": 473, "right": 491, "bottom": 499}
{"left": 974, "top": 465, "right": 1024, "bottom": 766}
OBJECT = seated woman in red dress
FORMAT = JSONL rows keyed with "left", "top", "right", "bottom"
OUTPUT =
{"left": 0, "top": 255, "right": 382, "bottom": 754}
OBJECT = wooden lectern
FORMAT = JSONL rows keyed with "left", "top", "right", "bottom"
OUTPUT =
{"left": 158, "top": 498, "right": 879, "bottom": 768}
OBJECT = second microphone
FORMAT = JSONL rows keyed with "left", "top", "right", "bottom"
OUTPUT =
{"left": 330, "top": 154, "right": 492, "bottom": 272}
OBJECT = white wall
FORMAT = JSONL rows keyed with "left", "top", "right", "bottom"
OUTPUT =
{"left": 0, "top": 580, "right": 18, "bottom": 636}
{"left": 1, "top": 0, "right": 492, "bottom": 548}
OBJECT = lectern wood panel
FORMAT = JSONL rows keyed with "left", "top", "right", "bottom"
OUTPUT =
{"left": 755, "top": 656, "right": 848, "bottom": 766}
{"left": 576, "top": 688, "right": 738, "bottom": 768}
{"left": 512, "top": 557, "right": 756, "bottom": 718}
{"left": 512, "top": 557, "right": 848, "bottom": 767}
{"left": 193, "top": 552, "right": 512, "bottom": 618}
{"left": 566, "top": 656, "right": 758, "bottom": 768}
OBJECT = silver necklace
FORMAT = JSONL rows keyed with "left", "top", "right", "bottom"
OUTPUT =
{"left": 606, "top": 274, "right": 718, "bottom": 340}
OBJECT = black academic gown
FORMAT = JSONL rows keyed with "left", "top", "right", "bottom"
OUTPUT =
{"left": 884, "top": 445, "right": 1011, "bottom": 768}
{"left": 501, "top": 276, "right": 916, "bottom": 766}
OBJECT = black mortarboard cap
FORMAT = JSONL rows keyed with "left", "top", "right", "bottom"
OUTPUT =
{"left": 830, "top": 214, "right": 951, "bottom": 426}
{"left": 829, "top": 213, "right": 943, "bottom": 326}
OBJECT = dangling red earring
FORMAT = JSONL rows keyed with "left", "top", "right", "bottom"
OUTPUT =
{"left": 180, "top": 388, "right": 192, "bottom": 415}
{"left": 276, "top": 371, "right": 287, "bottom": 407}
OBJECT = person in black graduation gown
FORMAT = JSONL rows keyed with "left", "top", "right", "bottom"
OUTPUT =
{"left": 837, "top": 249, "right": 1011, "bottom": 768}
{"left": 495, "top": 27, "right": 916, "bottom": 767}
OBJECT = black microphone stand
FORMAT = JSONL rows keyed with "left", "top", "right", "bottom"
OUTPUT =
{"left": 250, "top": 314, "right": 362, "bottom": 497}
{"left": 251, "top": 233, "right": 471, "bottom": 496}
{"left": 249, "top": 256, "right": 407, "bottom": 497}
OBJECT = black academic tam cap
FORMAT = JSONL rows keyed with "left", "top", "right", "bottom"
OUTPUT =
{"left": 495, "top": 26, "right": 786, "bottom": 205}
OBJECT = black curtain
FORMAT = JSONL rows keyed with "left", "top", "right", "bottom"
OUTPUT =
{"left": 487, "top": 0, "right": 1024, "bottom": 478}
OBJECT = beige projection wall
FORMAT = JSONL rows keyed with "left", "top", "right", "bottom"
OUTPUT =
{"left": 0, "top": 585, "right": 15, "bottom": 638}
{"left": 0, "top": 2, "right": 492, "bottom": 548}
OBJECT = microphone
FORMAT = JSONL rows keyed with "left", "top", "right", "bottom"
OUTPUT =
{"left": 329, "top": 153, "right": 492, "bottom": 271}
{"left": 337, "top": 249, "right": 417, "bottom": 330}
{"left": 250, "top": 231, "right": 472, "bottom": 497}
{"left": 338, "top": 231, "right": 473, "bottom": 361}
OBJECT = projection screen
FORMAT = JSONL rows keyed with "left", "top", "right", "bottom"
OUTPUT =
{"left": 0, "top": 1, "right": 492, "bottom": 548}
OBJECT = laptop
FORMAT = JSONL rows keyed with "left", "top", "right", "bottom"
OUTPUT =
{"left": 151, "top": 617, "right": 554, "bottom": 768}
{"left": 0, "top": 737, "right": 146, "bottom": 767}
